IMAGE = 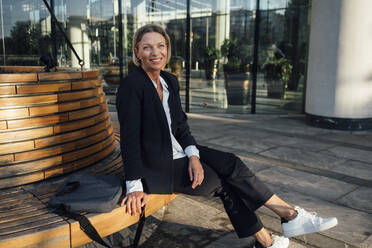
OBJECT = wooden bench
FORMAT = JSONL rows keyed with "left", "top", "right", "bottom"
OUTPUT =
{"left": 0, "top": 145, "right": 176, "bottom": 248}
{"left": 0, "top": 148, "right": 176, "bottom": 247}
{"left": 0, "top": 66, "right": 177, "bottom": 247}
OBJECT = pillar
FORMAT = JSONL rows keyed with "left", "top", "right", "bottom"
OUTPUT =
{"left": 68, "top": 16, "right": 91, "bottom": 69}
{"left": 215, "top": 0, "right": 230, "bottom": 50}
{"left": 306, "top": 0, "right": 372, "bottom": 130}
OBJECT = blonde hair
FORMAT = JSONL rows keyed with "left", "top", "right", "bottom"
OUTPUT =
{"left": 132, "top": 24, "right": 172, "bottom": 66}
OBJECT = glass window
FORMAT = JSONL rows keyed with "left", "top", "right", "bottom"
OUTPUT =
{"left": 258, "top": 0, "right": 310, "bottom": 114}
{"left": 0, "top": 0, "right": 51, "bottom": 66}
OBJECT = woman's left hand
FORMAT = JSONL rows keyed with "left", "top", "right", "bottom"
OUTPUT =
{"left": 188, "top": 156, "right": 204, "bottom": 189}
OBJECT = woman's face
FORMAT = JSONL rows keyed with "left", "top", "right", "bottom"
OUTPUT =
{"left": 136, "top": 32, "right": 167, "bottom": 73}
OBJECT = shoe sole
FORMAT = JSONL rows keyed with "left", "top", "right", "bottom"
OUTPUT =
{"left": 283, "top": 218, "right": 338, "bottom": 238}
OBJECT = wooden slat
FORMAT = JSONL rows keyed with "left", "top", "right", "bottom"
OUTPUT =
{"left": 0, "top": 221, "right": 70, "bottom": 248}
{"left": 0, "top": 73, "right": 37, "bottom": 83}
{"left": 43, "top": 162, "right": 75, "bottom": 179}
{"left": 58, "top": 88, "right": 101, "bottom": 102}
{"left": 0, "top": 213, "right": 58, "bottom": 230}
{"left": 0, "top": 215, "right": 63, "bottom": 235}
{"left": 73, "top": 138, "right": 116, "bottom": 171}
{"left": 35, "top": 118, "right": 110, "bottom": 148}
{"left": 81, "top": 70, "right": 100, "bottom": 79}
{"left": 63, "top": 135, "right": 114, "bottom": 163}
{"left": 0, "top": 121, "right": 6, "bottom": 130}
{"left": 80, "top": 94, "right": 105, "bottom": 108}
{"left": 38, "top": 71, "right": 82, "bottom": 81}
{"left": 0, "top": 198, "right": 43, "bottom": 214}
{"left": 0, "top": 188, "right": 31, "bottom": 202}
{"left": 0, "top": 108, "right": 29, "bottom": 119}
{"left": 0, "top": 156, "right": 63, "bottom": 177}
{"left": 68, "top": 104, "right": 105, "bottom": 121}
{"left": 0, "top": 154, "right": 13, "bottom": 165}
{"left": 89, "top": 153, "right": 122, "bottom": 175}
{"left": 0, "top": 141, "right": 34, "bottom": 155}
{"left": 0, "top": 66, "right": 44, "bottom": 73}
{"left": 7, "top": 113, "right": 69, "bottom": 130}
{"left": 14, "top": 127, "right": 112, "bottom": 162}
{"left": 0, "top": 171, "right": 44, "bottom": 189}
{"left": 14, "top": 142, "right": 75, "bottom": 162}
{"left": 71, "top": 79, "right": 101, "bottom": 90}
{"left": 0, "top": 209, "right": 48, "bottom": 225}
{"left": 29, "top": 101, "right": 80, "bottom": 116}
{"left": 17, "top": 83, "right": 71, "bottom": 94}
{"left": 0, "top": 127, "right": 53, "bottom": 144}
{"left": 0, "top": 86, "right": 16, "bottom": 95}
{"left": 95, "top": 110, "right": 109, "bottom": 123}
{"left": 53, "top": 112, "right": 108, "bottom": 134}
{"left": 0, "top": 95, "right": 58, "bottom": 107}
{"left": 29, "top": 94, "right": 104, "bottom": 116}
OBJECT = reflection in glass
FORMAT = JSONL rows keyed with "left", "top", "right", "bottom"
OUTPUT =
{"left": 0, "top": 0, "right": 51, "bottom": 66}
{"left": 0, "top": 0, "right": 310, "bottom": 115}
{"left": 258, "top": 0, "right": 309, "bottom": 114}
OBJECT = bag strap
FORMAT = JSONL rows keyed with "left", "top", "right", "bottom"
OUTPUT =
{"left": 132, "top": 205, "right": 146, "bottom": 248}
{"left": 59, "top": 206, "right": 112, "bottom": 248}
{"left": 54, "top": 205, "right": 147, "bottom": 248}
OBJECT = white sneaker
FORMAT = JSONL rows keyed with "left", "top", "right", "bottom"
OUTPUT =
{"left": 254, "top": 235, "right": 289, "bottom": 248}
{"left": 282, "top": 206, "right": 338, "bottom": 238}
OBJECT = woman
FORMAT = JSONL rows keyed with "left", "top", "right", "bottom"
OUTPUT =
{"left": 116, "top": 24, "right": 337, "bottom": 248}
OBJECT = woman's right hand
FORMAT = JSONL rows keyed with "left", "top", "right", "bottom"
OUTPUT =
{"left": 121, "top": 191, "right": 148, "bottom": 216}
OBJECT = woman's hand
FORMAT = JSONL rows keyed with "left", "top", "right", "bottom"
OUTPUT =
{"left": 188, "top": 156, "right": 204, "bottom": 189}
{"left": 121, "top": 191, "right": 148, "bottom": 216}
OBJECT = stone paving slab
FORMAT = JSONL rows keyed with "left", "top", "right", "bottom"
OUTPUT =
{"left": 256, "top": 166, "right": 358, "bottom": 201}
{"left": 361, "top": 235, "right": 372, "bottom": 248}
{"left": 284, "top": 139, "right": 337, "bottom": 152}
{"left": 141, "top": 196, "right": 235, "bottom": 248}
{"left": 204, "top": 135, "right": 275, "bottom": 154}
{"left": 259, "top": 146, "right": 347, "bottom": 172}
{"left": 336, "top": 186, "right": 372, "bottom": 214}
{"left": 323, "top": 146, "right": 372, "bottom": 164}
{"left": 321, "top": 132, "right": 372, "bottom": 148}
{"left": 329, "top": 160, "right": 372, "bottom": 182}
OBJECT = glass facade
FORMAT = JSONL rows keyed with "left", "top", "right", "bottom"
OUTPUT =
{"left": 0, "top": 0, "right": 310, "bottom": 114}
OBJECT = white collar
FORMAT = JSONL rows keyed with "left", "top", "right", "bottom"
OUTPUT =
{"left": 150, "top": 76, "right": 168, "bottom": 89}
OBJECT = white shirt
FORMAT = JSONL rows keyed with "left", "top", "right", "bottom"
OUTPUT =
{"left": 126, "top": 76, "right": 199, "bottom": 194}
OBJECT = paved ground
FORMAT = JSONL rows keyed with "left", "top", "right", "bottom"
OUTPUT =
{"left": 91, "top": 112, "right": 372, "bottom": 248}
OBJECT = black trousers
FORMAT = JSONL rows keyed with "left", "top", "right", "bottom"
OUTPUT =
{"left": 173, "top": 145, "right": 273, "bottom": 238}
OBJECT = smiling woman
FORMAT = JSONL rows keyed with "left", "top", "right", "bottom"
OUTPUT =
{"left": 116, "top": 24, "right": 338, "bottom": 248}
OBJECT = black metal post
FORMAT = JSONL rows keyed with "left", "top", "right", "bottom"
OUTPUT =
{"left": 50, "top": 0, "right": 57, "bottom": 62}
{"left": 42, "top": 0, "right": 84, "bottom": 67}
{"left": 185, "top": 0, "right": 191, "bottom": 112}
{"left": 251, "top": 0, "right": 260, "bottom": 114}
{"left": 118, "top": 0, "right": 123, "bottom": 81}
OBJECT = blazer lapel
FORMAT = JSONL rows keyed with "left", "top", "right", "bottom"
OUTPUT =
{"left": 161, "top": 71, "right": 177, "bottom": 135}
{"left": 138, "top": 67, "right": 170, "bottom": 133}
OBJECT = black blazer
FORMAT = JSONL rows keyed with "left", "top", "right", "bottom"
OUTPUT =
{"left": 116, "top": 67, "right": 197, "bottom": 194}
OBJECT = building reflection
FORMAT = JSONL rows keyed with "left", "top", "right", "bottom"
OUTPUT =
{"left": 0, "top": 0, "right": 310, "bottom": 115}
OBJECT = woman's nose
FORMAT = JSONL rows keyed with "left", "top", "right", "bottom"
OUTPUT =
{"left": 151, "top": 47, "right": 160, "bottom": 55}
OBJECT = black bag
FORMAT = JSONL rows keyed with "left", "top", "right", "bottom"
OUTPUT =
{"left": 49, "top": 173, "right": 145, "bottom": 248}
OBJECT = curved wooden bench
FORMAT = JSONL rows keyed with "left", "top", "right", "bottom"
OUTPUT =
{"left": 0, "top": 66, "right": 177, "bottom": 247}
{"left": 0, "top": 138, "right": 176, "bottom": 248}
{"left": 0, "top": 67, "right": 113, "bottom": 188}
